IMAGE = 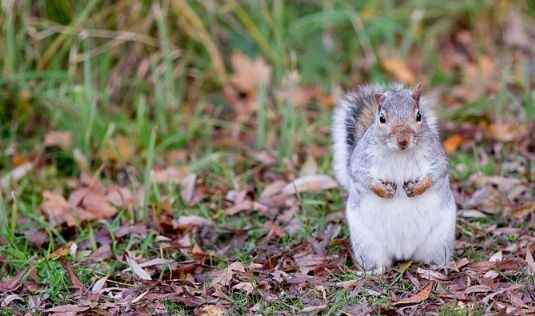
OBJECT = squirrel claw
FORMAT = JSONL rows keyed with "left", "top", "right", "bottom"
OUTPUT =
{"left": 404, "top": 177, "right": 432, "bottom": 197}
{"left": 369, "top": 180, "right": 396, "bottom": 198}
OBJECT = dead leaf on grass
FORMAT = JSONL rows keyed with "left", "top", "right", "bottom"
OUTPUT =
{"left": 1, "top": 294, "right": 24, "bottom": 308}
{"left": 0, "top": 269, "right": 26, "bottom": 293}
{"left": 60, "top": 259, "right": 84, "bottom": 290}
{"left": 232, "top": 282, "right": 254, "bottom": 295}
{"left": 180, "top": 173, "right": 197, "bottom": 204}
{"left": 230, "top": 51, "right": 271, "bottom": 93}
{"left": 198, "top": 304, "right": 226, "bottom": 316}
{"left": 101, "top": 135, "right": 134, "bottom": 163}
{"left": 176, "top": 215, "right": 212, "bottom": 227}
{"left": 443, "top": 134, "right": 466, "bottom": 154}
{"left": 0, "top": 162, "right": 33, "bottom": 192}
{"left": 380, "top": 55, "right": 415, "bottom": 84}
{"left": 282, "top": 175, "right": 338, "bottom": 195}
{"left": 44, "top": 131, "right": 72, "bottom": 151}
{"left": 393, "top": 282, "right": 433, "bottom": 306}
{"left": 126, "top": 256, "right": 152, "bottom": 281}
{"left": 25, "top": 230, "right": 48, "bottom": 248}
{"left": 152, "top": 166, "right": 186, "bottom": 184}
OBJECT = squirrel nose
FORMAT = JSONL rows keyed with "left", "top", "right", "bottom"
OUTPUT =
{"left": 398, "top": 140, "right": 409, "bottom": 150}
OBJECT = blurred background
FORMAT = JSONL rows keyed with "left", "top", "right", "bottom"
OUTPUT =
{"left": 1, "top": 0, "right": 533, "bottom": 174}
{"left": 1, "top": 1, "right": 535, "bottom": 314}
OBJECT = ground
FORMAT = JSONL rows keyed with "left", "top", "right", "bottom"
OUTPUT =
{"left": 0, "top": 1, "right": 534, "bottom": 315}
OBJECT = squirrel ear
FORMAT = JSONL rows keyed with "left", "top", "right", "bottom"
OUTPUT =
{"left": 412, "top": 82, "right": 423, "bottom": 104}
{"left": 374, "top": 93, "right": 384, "bottom": 109}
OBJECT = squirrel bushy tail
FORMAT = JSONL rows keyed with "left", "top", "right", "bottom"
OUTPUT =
{"left": 332, "top": 85, "right": 379, "bottom": 190}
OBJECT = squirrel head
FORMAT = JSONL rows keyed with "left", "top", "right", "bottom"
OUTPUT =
{"left": 374, "top": 83, "right": 423, "bottom": 151}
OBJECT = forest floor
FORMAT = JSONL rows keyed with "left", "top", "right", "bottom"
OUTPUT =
{"left": 1, "top": 1, "right": 535, "bottom": 315}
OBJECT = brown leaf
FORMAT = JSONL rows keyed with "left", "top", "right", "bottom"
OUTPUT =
{"left": 41, "top": 191, "right": 74, "bottom": 227}
{"left": 232, "top": 282, "right": 254, "bottom": 295}
{"left": 526, "top": 246, "right": 535, "bottom": 275}
{"left": 416, "top": 268, "right": 449, "bottom": 281}
{"left": 198, "top": 304, "right": 226, "bottom": 316}
{"left": 126, "top": 256, "right": 152, "bottom": 281}
{"left": 106, "top": 185, "right": 134, "bottom": 209}
{"left": 180, "top": 173, "right": 197, "bottom": 204}
{"left": 282, "top": 175, "right": 338, "bottom": 195}
{"left": 176, "top": 215, "right": 212, "bottom": 227}
{"left": 44, "top": 131, "right": 73, "bottom": 151}
{"left": 443, "top": 134, "right": 466, "bottom": 154}
{"left": 0, "top": 270, "right": 26, "bottom": 293}
{"left": 45, "top": 304, "right": 89, "bottom": 313}
{"left": 76, "top": 190, "right": 117, "bottom": 220}
{"left": 393, "top": 283, "right": 433, "bottom": 306}
{"left": 25, "top": 230, "right": 48, "bottom": 248}
{"left": 0, "top": 162, "right": 33, "bottom": 192}
{"left": 484, "top": 122, "right": 529, "bottom": 142}
{"left": 301, "top": 304, "right": 328, "bottom": 313}
{"left": 60, "top": 259, "right": 84, "bottom": 290}
{"left": 1, "top": 294, "right": 24, "bottom": 308}
{"left": 210, "top": 262, "right": 245, "bottom": 288}
{"left": 83, "top": 244, "right": 112, "bottom": 263}
{"left": 464, "top": 285, "right": 491, "bottom": 294}
{"left": 510, "top": 203, "right": 535, "bottom": 219}
{"left": 152, "top": 166, "right": 186, "bottom": 184}
{"left": 380, "top": 55, "right": 415, "bottom": 84}
{"left": 464, "top": 186, "right": 510, "bottom": 214}
{"left": 101, "top": 135, "right": 134, "bottom": 162}
{"left": 230, "top": 51, "right": 271, "bottom": 93}
{"left": 91, "top": 276, "right": 108, "bottom": 294}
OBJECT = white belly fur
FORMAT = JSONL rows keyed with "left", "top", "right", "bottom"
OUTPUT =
{"left": 346, "top": 148, "right": 456, "bottom": 267}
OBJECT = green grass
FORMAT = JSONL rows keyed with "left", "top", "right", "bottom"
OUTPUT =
{"left": 0, "top": 0, "right": 534, "bottom": 314}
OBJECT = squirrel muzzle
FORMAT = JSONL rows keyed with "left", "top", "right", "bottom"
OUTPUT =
{"left": 392, "top": 126, "right": 413, "bottom": 150}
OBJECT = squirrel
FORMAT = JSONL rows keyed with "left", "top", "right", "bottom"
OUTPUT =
{"left": 332, "top": 83, "right": 456, "bottom": 273}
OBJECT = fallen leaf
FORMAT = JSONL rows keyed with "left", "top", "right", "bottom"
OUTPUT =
{"left": 394, "top": 283, "right": 433, "bottom": 306}
{"left": 40, "top": 191, "right": 74, "bottom": 227}
{"left": 126, "top": 256, "right": 152, "bottom": 280}
{"left": 380, "top": 55, "right": 415, "bottom": 84}
{"left": 0, "top": 270, "right": 26, "bottom": 293}
{"left": 152, "top": 166, "right": 186, "bottom": 184}
{"left": 1, "top": 294, "right": 24, "bottom": 308}
{"left": 232, "top": 282, "right": 254, "bottom": 295}
{"left": 230, "top": 51, "right": 271, "bottom": 94}
{"left": 282, "top": 175, "right": 338, "bottom": 195}
{"left": 91, "top": 276, "right": 108, "bottom": 294}
{"left": 510, "top": 203, "right": 535, "bottom": 219}
{"left": 44, "top": 131, "right": 72, "bottom": 151}
{"left": 198, "top": 304, "right": 226, "bottom": 316}
{"left": 484, "top": 122, "right": 529, "bottom": 142}
{"left": 464, "top": 285, "right": 491, "bottom": 294}
{"left": 45, "top": 304, "right": 90, "bottom": 313}
{"left": 101, "top": 135, "right": 134, "bottom": 163}
{"left": 25, "top": 230, "right": 48, "bottom": 248}
{"left": 526, "top": 246, "right": 535, "bottom": 275}
{"left": 83, "top": 244, "right": 112, "bottom": 263}
{"left": 210, "top": 262, "right": 245, "bottom": 288}
{"left": 335, "top": 279, "right": 365, "bottom": 289}
{"left": 443, "top": 134, "right": 466, "bottom": 154}
{"left": 0, "top": 162, "right": 34, "bottom": 192}
{"left": 464, "top": 186, "right": 509, "bottom": 215}
{"left": 301, "top": 304, "right": 328, "bottom": 313}
{"left": 180, "top": 173, "right": 197, "bottom": 204}
{"left": 176, "top": 215, "right": 212, "bottom": 227}
{"left": 60, "top": 259, "right": 84, "bottom": 290}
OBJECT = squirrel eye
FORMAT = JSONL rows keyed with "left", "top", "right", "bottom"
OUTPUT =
{"left": 416, "top": 111, "right": 422, "bottom": 122}
{"left": 379, "top": 113, "right": 386, "bottom": 124}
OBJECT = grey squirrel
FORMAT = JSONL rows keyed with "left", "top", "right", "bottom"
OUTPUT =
{"left": 332, "top": 83, "right": 456, "bottom": 273}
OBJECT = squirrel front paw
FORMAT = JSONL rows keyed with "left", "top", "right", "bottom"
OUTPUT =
{"left": 369, "top": 180, "right": 397, "bottom": 198}
{"left": 403, "top": 176, "right": 432, "bottom": 197}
